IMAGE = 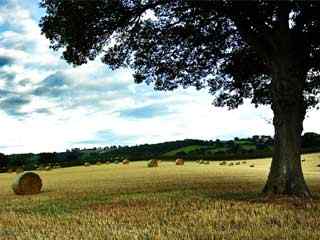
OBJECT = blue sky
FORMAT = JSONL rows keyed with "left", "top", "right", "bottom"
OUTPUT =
{"left": 0, "top": 0, "right": 319, "bottom": 154}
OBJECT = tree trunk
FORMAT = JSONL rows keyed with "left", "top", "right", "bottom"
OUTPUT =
{"left": 262, "top": 60, "right": 311, "bottom": 198}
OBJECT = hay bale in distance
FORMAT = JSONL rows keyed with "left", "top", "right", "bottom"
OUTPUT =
{"left": 242, "top": 161, "right": 247, "bottom": 164}
{"left": 15, "top": 167, "right": 24, "bottom": 174}
{"left": 250, "top": 164, "right": 255, "bottom": 168}
{"left": 96, "top": 161, "right": 102, "bottom": 165}
{"left": 12, "top": 172, "right": 42, "bottom": 195}
{"left": 199, "top": 160, "right": 210, "bottom": 165}
{"left": 122, "top": 159, "right": 130, "bottom": 165}
{"left": 235, "top": 162, "right": 241, "bottom": 165}
{"left": 228, "top": 162, "right": 234, "bottom": 166}
{"left": 84, "top": 162, "right": 91, "bottom": 167}
{"left": 148, "top": 159, "right": 159, "bottom": 168}
{"left": 53, "top": 164, "right": 61, "bottom": 169}
{"left": 176, "top": 158, "right": 184, "bottom": 166}
{"left": 219, "top": 161, "right": 227, "bottom": 166}
{"left": 45, "top": 166, "right": 52, "bottom": 171}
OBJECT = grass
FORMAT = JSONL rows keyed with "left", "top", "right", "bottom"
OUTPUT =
{"left": 0, "top": 154, "right": 320, "bottom": 239}
{"left": 163, "top": 145, "right": 210, "bottom": 156}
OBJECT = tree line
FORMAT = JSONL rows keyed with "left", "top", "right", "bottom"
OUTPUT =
{"left": 1, "top": 132, "right": 319, "bottom": 172}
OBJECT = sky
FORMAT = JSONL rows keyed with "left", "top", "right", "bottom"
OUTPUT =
{"left": 0, "top": 0, "right": 319, "bottom": 154}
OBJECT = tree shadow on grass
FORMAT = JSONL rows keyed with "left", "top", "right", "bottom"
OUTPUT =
{"left": 200, "top": 189, "right": 320, "bottom": 209}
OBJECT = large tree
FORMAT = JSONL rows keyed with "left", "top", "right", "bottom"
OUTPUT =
{"left": 39, "top": 0, "right": 320, "bottom": 198}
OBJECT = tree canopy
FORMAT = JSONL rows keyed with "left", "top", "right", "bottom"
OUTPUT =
{"left": 40, "top": 1, "right": 320, "bottom": 109}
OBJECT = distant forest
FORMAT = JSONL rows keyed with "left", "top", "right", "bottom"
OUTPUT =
{"left": 1, "top": 132, "right": 320, "bottom": 171}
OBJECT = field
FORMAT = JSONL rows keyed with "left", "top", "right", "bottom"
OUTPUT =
{"left": 1, "top": 154, "right": 320, "bottom": 239}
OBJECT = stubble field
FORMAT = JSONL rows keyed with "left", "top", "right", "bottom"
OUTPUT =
{"left": 1, "top": 154, "right": 320, "bottom": 240}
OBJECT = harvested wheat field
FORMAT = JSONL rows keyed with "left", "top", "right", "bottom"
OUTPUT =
{"left": 1, "top": 154, "right": 320, "bottom": 239}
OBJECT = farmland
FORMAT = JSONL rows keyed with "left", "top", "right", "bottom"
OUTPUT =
{"left": 0, "top": 154, "right": 320, "bottom": 239}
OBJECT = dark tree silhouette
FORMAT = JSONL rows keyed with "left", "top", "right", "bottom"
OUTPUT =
{"left": 40, "top": 1, "right": 320, "bottom": 197}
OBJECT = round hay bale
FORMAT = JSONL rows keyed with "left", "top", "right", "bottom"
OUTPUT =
{"left": 96, "top": 161, "right": 102, "bottom": 165}
{"left": 250, "top": 164, "right": 255, "bottom": 168}
{"left": 15, "top": 167, "right": 24, "bottom": 174}
{"left": 53, "top": 164, "right": 61, "bottom": 169}
{"left": 84, "top": 162, "right": 91, "bottom": 167}
{"left": 204, "top": 161, "right": 210, "bottom": 165}
{"left": 122, "top": 159, "right": 130, "bottom": 165}
{"left": 7, "top": 168, "right": 14, "bottom": 173}
{"left": 235, "top": 162, "right": 241, "bottom": 165}
{"left": 228, "top": 162, "right": 234, "bottom": 166}
{"left": 242, "top": 161, "right": 247, "bottom": 164}
{"left": 45, "top": 166, "right": 52, "bottom": 171}
{"left": 199, "top": 160, "right": 204, "bottom": 164}
{"left": 12, "top": 172, "right": 42, "bottom": 195}
{"left": 105, "top": 161, "right": 111, "bottom": 164}
{"left": 176, "top": 158, "right": 184, "bottom": 166}
{"left": 219, "top": 161, "right": 227, "bottom": 166}
{"left": 148, "top": 159, "right": 159, "bottom": 168}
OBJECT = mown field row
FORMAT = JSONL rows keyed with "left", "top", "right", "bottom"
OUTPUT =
{"left": 0, "top": 154, "right": 319, "bottom": 239}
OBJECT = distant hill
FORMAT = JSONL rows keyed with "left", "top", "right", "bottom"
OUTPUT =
{"left": 1, "top": 132, "right": 320, "bottom": 172}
